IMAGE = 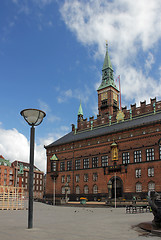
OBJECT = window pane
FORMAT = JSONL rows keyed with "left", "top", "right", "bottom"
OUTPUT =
{"left": 92, "top": 157, "right": 98, "bottom": 168}
{"left": 101, "top": 156, "right": 108, "bottom": 167}
{"left": 83, "top": 159, "right": 89, "bottom": 169}
{"left": 122, "top": 152, "right": 130, "bottom": 164}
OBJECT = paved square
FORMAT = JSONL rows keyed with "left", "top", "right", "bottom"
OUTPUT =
{"left": 0, "top": 202, "right": 160, "bottom": 240}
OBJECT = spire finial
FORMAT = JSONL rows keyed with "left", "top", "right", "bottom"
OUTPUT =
{"left": 105, "top": 40, "right": 108, "bottom": 52}
{"left": 78, "top": 100, "right": 83, "bottom": 116}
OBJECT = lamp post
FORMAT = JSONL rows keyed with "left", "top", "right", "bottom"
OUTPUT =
{"left": 107, "top": 180, "right": 112, "bottom": 199}
{"left": 20, "top": 108, "right": 46, "bottom": 229}
{"left": 50, "top": 155, "right": 58, "bottom": 206}
{"left": 65, "top": 182, "right": 69, "bottom": 203}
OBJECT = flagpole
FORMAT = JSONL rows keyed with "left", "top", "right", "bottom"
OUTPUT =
{"left": 115, "top": 172, "right": 117, "bottom": 208}
{"left": 119, "top": 75, "right": 121, "bottom": 110}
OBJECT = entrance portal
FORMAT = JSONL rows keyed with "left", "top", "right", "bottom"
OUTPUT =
{"left": 111, "top": 177, "right": 123, "bottom": 199}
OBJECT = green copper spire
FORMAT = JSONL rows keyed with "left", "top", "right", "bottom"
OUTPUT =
{"left": 102, "top": 43, "right": 113, "bottom": 71}
{"left": 98, "top": 43, "right": 118, "bottom": 91}
{"left": 78, "top": 101, "right": 83, "bottom": 116}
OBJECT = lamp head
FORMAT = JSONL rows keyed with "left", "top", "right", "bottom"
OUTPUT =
{"left": 20, "top": 108, "right": 46, "bottom": 126}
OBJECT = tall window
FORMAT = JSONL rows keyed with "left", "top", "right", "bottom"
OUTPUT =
{"left": 148, "top": 182, "right": 155, "bottom": 192}
{"left": 75, "top": 174, "right": 80, "bottom": 183}
{"left": 60, "top": 161, "right": 65, "bottom": 171}
{"left": 84, "top": 174, "right": 88, "bottom": 182}
{"left": 122, "top": 152, "right": 130, "bottom": 164}
{"left": 51, "top": 161, "right": 57, "bottom": 172}
{"left": 84, "top": 185, "right": 89, "bottom": 194}
{"left": 83, "top": 158, "right": 89, "bottom": 169}
{"left": 92, "top": 157, "right": 98, "bottom": 168}
{"left": 134, "top": 150, "right": 142, "bottom": 163}
{"left": 159, "top": 145, "right": 161, "bottom": 160}
{"left": 61, "top": 175, "right": 65, "bottom": 183}
{"left": 148, "top": 167, "right": 154, "bottom": 177}
{"left": 93, "top": 173, "right": 98, "bottom": 182}
{"left": 67, "top": 161, "right": 72, "bottom": 171}
{"left": 146, "top": 148, "right": 154, "bottom": 161}
{"left": 75, "top": 159, "right": 81, "bottom": 170}
{"left": 101, "top": 156, "right": 108, "bottom": 167}
{"left": 136, "top": 182, "right": 142, "bottom": 192}
{"left": 67, "top": 175, "right": 71, "bottom": 183}
{"left": 76, "top": 186, "right": 80, "bottom": 194}
{"left": 67, "top": 187, "right": 71, "bottom": 194}
{"left": 62, "top": 186, "right": 65, "bottom": 194}
{"left": 135, "top": 169, "right": 141, "bottom": 178}
{"left": 93, "top": 185, "right": 98, "bottom": 194}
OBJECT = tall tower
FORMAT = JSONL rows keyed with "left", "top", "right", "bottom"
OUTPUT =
{"left": 97, "top": 43, "right": 119, "bottom": 116}
{"left": 77, "top": 101, "right": 83, "bottom": 121}
{"left": 77, "top": 101, "right": 83, "bottom": 130}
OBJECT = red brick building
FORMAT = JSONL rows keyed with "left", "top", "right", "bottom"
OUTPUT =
{"left": 0, "top": 156, "right": 14, "bottom": 187}
{"left": 12, "top": 161, "right": 44, "bottom": 199}
{"left": 45, "top": 44, "right": 161, "bottom": 201}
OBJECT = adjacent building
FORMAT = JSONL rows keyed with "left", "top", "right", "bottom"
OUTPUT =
{"left": 12, "top": 161, "right": 44, "bottom": 199}
{"left": 45, "top": 44, "right": 161, "bottom": 201}
{"left": 0, "top": 156, "right": 44, "bottom": 199}
{"left": 0, "top": 155, "right": 14, "bottom": 187}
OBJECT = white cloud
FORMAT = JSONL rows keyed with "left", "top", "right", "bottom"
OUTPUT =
{"left": 60, "top": 126, "right": 70, "bottom": 132}
{"left": 65, "top": 89, "right": 73, "bottom": 97}
{"left": 145, "top": 52, "right": 155, "bottom": 74}
{"left": 38, "top": 99, "right": 51, "bottom": 113}
{"left": 33, "top": 0, "right": 55, "bottom": 7}
{"left": 9, "top": 22, "right": 15, "bottom": 27}
{"left": 57, "top": 86, "right": 91, "bottom": 104}
{"left": 60, "top": 0, "right": 161, "bottom": 104}
{"left": 47, "top": 115, "right": 61, "bottom": 122}
{"left": 0, "top": 127, "right": 47, "bottom": 172}
{"left": 0, "top": 120, "right": 70, "bottom": 173}
{"left": 12, "top": 0, "right": 18, "bottom": 4}
{"left": 38, "top": 99, "right": 61, "bottom": 123}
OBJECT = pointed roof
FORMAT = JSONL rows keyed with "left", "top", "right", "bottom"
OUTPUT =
{"left": 45, "top": 111, "right": 161, "bottom": 148}
{"left": 97, "top": 43, "right": 118, "bottom": 91}
{"left": 102, "top": 43, "right": 113, "bottom": 71}
{"left": 78, "top": 101, "right": 83, "bottom": 116}
{"left": 50, "top": 154, "right": 58, "bottom": 161}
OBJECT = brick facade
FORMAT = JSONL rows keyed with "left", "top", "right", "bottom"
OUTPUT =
{"left": 45, "top": 45, "right": 161, "bottom": 201}
{"left": 12, "top": 161, "right": 44, "bottom": 199}
{"left": 45, "top": 118, "right": 161, "bottom": 200}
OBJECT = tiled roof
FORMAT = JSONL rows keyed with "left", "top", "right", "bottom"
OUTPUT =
{"left": 45, "top": 111, "right": 161, "bottom": 148}
{"left": 12, "top": 160, "right": 42, "bottom": 172}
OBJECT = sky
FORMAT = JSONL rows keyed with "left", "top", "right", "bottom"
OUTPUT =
{"left": 1, "top": 0, "right": 161, "bottom": 173}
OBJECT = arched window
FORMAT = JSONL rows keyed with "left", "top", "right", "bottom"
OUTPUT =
{"left": 136, "top": 182, "right": 142, "bottom": 192}
{"left": 159, "top": 139, "right": 161, "bottom": 160}
{"left": 67, "top": 187, "right": 71, "bottom": 194}
{"left": 148, "top": 181, "right": 155, "bottom": 192}
{"left": 61, "top": 186, "right": 65, "bottom": 194}
{"left": 84, "top": 185, "right": 89, "bottom": 194}
{"left": 76, "top": 185, "right": 80, "bottom": 194}
{"left": 93, "top": 185, "right": 98, "bottom": 194}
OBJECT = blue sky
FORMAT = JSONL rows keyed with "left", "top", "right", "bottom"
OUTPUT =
{"left": 1, "top": 0, "right": 161, "bottom": 172}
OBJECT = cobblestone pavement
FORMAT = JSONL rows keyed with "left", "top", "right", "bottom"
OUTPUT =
{"left": 0, "top": 202, "right": 160, "bottom": 240}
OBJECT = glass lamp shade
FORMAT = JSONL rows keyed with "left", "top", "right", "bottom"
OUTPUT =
{"left": 20, "top": 109, "right": 46, "bottom": 126}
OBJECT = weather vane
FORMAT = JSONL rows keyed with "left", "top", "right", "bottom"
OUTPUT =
{"left": 105, "top": 40, "right": 108, "bottom": 50}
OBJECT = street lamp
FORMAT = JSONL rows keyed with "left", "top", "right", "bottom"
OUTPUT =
{"left": 65, "top": 182, "right": 69, "bottom": 203}
{"left": 50, "top": 154, "right": 59, "bottom": 206}
{"left": 107, "top": 180, "right": 112, "bottom": 199}
{"left": 20, "top": 108, "right": 46, "bottom": 229}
